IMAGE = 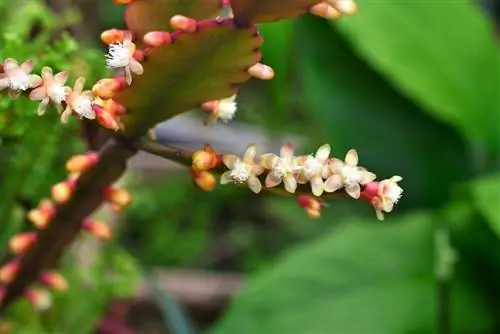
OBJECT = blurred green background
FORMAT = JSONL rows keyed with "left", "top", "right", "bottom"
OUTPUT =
{"left": 0, "top": 0, "right": 498, "bottom": 333}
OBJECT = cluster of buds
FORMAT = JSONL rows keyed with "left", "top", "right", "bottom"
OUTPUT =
{"left": 217, "top": 143, "right": 403, "bottom": 220}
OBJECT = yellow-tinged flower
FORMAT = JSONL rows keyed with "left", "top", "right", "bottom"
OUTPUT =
{"left": 29, "top": 67, "right": 71, "bottom": 115}
{"left": 105, "top": 35, "right": 143, "bottom": 85}
{"left": 298, "top": 144, "right": 331, "bottom": 196}
{"left": 0, "top": 58, "right": 41, "bottom": 99}
{"left": 61, "top": 77, "right": 95, "bottom": 123}
{"left": 324, "top": 149, "right": 376, "bottom": 198}
{"left": 220, "top": 144, "right": 264, "bottom": 193}
{"left": 203, "top": 94, "right": 237, "bottom": 125}
{"left": 260, "top": 142, "right": 302, "bottom": 194}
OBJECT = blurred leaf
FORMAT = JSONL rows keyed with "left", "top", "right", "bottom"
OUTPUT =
{"left": 295, "top": 17, "right": 469, "bottom": 208}
{"left": 259, "top": 20, "right": 294, "bottom": 117}
{"left": 471, "top": 173, "right": 500, "bottom": 236}
{"left": 212, "top": 212, "right": 492, "bottom": 333}
{"left": 230, "top": 0, "right": 321, "bottom": 23}
{"left": 334, "top": 0, "right": 499, "bottom": 148}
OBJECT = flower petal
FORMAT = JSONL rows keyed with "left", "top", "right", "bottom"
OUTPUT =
{"left": 324, "top": 174, "right": 343, "bottom": 193}
{"left": 222, "top": 155, "right": 239, "bottom": 169}
{"left": 283, "top": 174, "right": 297, "bottom": 193}
{"left": 315, "top": 144, "right": 331, "bottom": 163}
{"left": 243, "top": 144, "right": 257, "bottom": 163}
{"left": 345, "top": 149, "right": 358, "bottom": 166}
{"left": 54, "top": 71, "right": 69, "bottom": 84}
{"left": 73, "top": 77, "right": 86, "bottom": 94}
{"left": 129, "top": 59, "right": 144, "bottom": 75}
{"left": 361, "top": 171, "right": 377, "bottom": 184}
{"left": 0, "top": 76, "right": 10, "bottom": 90}
{"left": 20, "top": 60, "right": 34, "bottom": 73}
{"left": 28, "top": 75, "right": 42, "bottom": 88}
{"left": 280, "top": 142, "right": 294, "bottom": 158}
{"left": 220, "top": 171, "right": 233, "bottom": 184}
{"left": 260, "top": 153, "right": 277, "bottom": 169}
{"left": 8, "top": 89, "right": 21, "bottom": 100}
{"left": 265, "top": 172, "right": 282, "bottom": 188}
{"left": 29, "top": 87, "right": 45, "bottom": 100}
{"left": 248, "top": 175, "right": 262, "bottom": 194}
{"left": 60, "top": 106, "right": 72, "bottom": 123}
{"left": 37, "top": 98, "right": 50, "bottom": 115}
{"left": 310, "top": 175, "right": 324, "bottom": 197}
{"left": 345, "top": 183, "right": 361, "bottom": 199}
{"left": 3, "top": 58, "right": 19, "bottom": 72}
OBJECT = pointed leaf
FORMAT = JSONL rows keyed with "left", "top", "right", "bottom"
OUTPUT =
{"left": 471, "top": 174, "right": 500, "bottom": 237}
{"left": 124, "top": 0, "right": 223, "bottom": 39}
{"left": 115, "top": 19, "right": 262, "bottom": 136}
{"left": 230, "top": 0, "right": 323, "bottom": 24}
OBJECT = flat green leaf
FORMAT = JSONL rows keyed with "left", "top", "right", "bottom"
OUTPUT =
{"left": 471, "top": 173, "right": 500, "bottom": 235}
{"left": 295, "top": 17, "right": 469, "bottom": 208}
{"left": 230, "top": 0, "right": 322, "bottom": 24}
{"left": 213, "top": 212, "right": 492, "bottom": 333}
{"left": 333, "top": 0, "right": 499, "bottom": 148}
{"left": 124, "top": 0, "right": 222, "bottom": 39}
{"left": 115, "top": 19, "right": 261, "bottom": 136}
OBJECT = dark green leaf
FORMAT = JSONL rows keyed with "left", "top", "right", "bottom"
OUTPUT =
{"left": 334, "top": 0, "right": 499, "bottom": 148}
{"left": 471, "top": 173, "right": 500, "bottom": 236}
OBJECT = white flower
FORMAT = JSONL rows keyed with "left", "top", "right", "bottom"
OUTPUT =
{"left": 61, "top": 77, "right": 95, "bottom": 123}
{"left": 29, "top": 67, "right": 71, "bottom": 115}
{"left": 298, "top": 144, "right": 331, "bottom": 196}
{"left": 372, "top": 175, "right": 403, "bottom": 221}
{"left": 324, "top": 149, "right": 376, "bottom": 198}
{"left": 0, "top": 58, "right": 41, "bottom": 99}
{"left": 220, "top": 144, "right": 264, "bottom": 193}
{"left": 261, "top": 142, "right": 302, "bottom": 193}
{"left": 204, "top": 94, "right": 237, "bottom": 125}
{"left": 105, "top": 36, "right": 143, "bottom": 85}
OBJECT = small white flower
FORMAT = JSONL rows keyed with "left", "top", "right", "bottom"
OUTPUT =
{"left": 324, "top": 149, "right": 376, "bottom": 198}
{"left": 220, "top": 144, "right": 264, "bottom": 193}
{"left": 61, "top": 77, "right": 95, "bottom": 123}
{"left": 29, "top": 67, "right": 71, "bottom": 115}
{"left": 0, "top": 58, "right": 41, "bottom": 99}
{"left": 105, "top": 36, "right": 143, "bottom": 85}
{"left": 261, "top": 142, "right": 302, "bottom": 193}
{"left": 371, "top": 175, "right": 403, "bottom": 221}
{"left": 298, "top": 144, "right": 331, "bottom": 196}
{"left": 204, "top": 94, "right": 237, "bottom": 125}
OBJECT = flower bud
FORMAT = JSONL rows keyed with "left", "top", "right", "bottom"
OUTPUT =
{"left": 191, "top": 169, "right": 217, "bottom": 192}
{"left": 39, "top": 271, "right": 68, "bottom": 291}
{"left": 100, "top": 29, "right": 129, "bottom": 45}
{"left": 82, "top": 219, "right": 112, "bottom": 241}
{"left": 9, "top": 232, "right": 37, "bottom": 254}
{"left": 103, "top": 187, "right": 132, "bottom": 211}
{"left": 143, "top": 31, "right": 172, "bottom": 47}
{"left": 51, "top": 178, "right": 77, "bottom": 204}
{"left": 93, "top": 105, "right": 121, "bottom": 131}
{"left": 65, "top": 152, "right": 99, "bottom": 173}
{"left": 24, "top": 288, "right": 52, "bottom": 311}
{"left": 0, "top": 259, "right": 21, "bottom": 284}
{"left": 170, "top": 15, "right": 197, "bottom": 33}
{"left": 92, "top": 77, "right": 127, "bottom": 99}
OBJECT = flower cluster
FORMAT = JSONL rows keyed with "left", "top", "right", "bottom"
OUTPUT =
{"left": 213, "top": 143, "right": 403, "bottom": 220}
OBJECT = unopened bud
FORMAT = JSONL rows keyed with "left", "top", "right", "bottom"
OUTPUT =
{"left": 51, "top": 179, "right": 76, "bottom": 204}
{"left": 82, "top": 219, "right": 112, "bottom": 241}
{"left": 170, "top": 15, "right": 197, "bottom": 33}
{"left": 247, "top": 63, "right": 274, "bottom": 80}
{"left": 94, "top": 98, "right": 126, "bottom": 115}
{"left": 9, "top": 232, "right": 37, "bottom": 254}
{"left": 103, "top": 187, "right": 132, "bottom": 211}
{"left": 143, "top": 31, "right": 172, "bottom": 47}
{"left": 192, "top": 148, "right": 218, "bottom": 171}
{"left": 28, "top": 198, "right": 56, "bottom": 229}
{"left": 24, "top": 288, "right": 52, "bottom": 311}
{"left": 100, "top": 29, "right": 129, "bottom": 45}
{"left": 66, "top": 152, "right": 99, "bottom": 173}
{"left": 114, "top": 0, "right": 135, "bottom": 3}
{"left": 39, "top": 271, "right": 68, "bottom": 291}
{"left": 93, "top": 105, "right": 121, "bottom": 131}
{"left": 306, "top": 208, "right": 321, "bottom": 219}
{"left": 0, "top": 258, "right": 21, "bottom": 283}
{"left": 191, "top": 169, "right": 217, "bottom": 192}
{"left": 297, "top": 195, "right": 321, "bottom": 211}
{"left": 92, "top": 77, "right": 127, "bottom": 99}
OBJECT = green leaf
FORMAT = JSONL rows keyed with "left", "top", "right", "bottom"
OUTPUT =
{"left": 212, "top": 212, "right": 492, "bottom": 333}
{"left": 124, "top": 0, "right": 222, "bottom": 39}
{"left": 333, "top": 0, "right": 499, "bottom": 148}
{"left": 116, "top": 19, "right": 261, "bottom": 136}
{"left": 471, "top": 173, "right": 500, "bottom": 236}
{"left": 295, "top": 17, "right": 469, "bottom": 208}
{"left": 230, "top": 0, "right": 322, "bottom": 23}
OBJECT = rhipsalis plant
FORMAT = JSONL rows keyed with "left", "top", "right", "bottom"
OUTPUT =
{"left": 0, "top": 0, "right": 404, "bottom": 311}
